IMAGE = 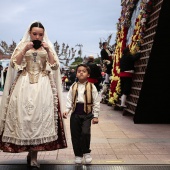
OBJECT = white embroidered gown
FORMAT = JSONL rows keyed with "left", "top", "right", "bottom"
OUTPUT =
{"left": 0, "top": 43, "right": 67, "bottom": 152}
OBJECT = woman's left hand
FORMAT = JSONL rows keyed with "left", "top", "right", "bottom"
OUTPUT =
{"left": 42, "top": 42, "right": 50, "bottom": 52}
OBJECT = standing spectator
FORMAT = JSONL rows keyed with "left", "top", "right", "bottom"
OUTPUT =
{"left": 0, "top": 65, "right": 3, "bottom": 88}
{"left": 3, "top": 67, "right": 8, "bottom": 88}
{"left": 119, "top": 47, "right": 141, "bottom": 108}
{"left": 101, "top": 71, "right": 106, "bottom": 84}
{"left": 69, "top": 68, "right": 76, "bottom": 85}
{"left": 86, "top": 55, "right": 102, "bottom": 92}
{"left": 100, "top": 42, "right": 113, "bottom": 84}
{"left": 65, "top": 75, "right": 71, "bottom": 91}
{"left": 63, "top": 64, "right": 100, "bottom": 164}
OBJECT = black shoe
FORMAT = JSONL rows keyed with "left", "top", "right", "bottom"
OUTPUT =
{"left": 120, "top": 106, "right": 127, "bottom": 111}
{"left": 121, "top": 105, "right": 127, "bottom": 108}
{"left": 29, "top": 166, "right": 40, "bottom": 170}
{"left": 107, "top": 102, "right": 112, "bottom": 106}
{"left": 30, "top": 161, "right": 40, "bottom": 170}
{"left": 27, "top": 155, "right": 31, "bottom": 166}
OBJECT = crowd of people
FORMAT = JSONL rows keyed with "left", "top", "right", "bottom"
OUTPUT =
{"left": 61, "top": 68, "right": 77, "bottom": 91}
{"left": 100, "top": 42, "right": 141, "bottom": 108}
{"left": 61, "top": 55, "right": 103, "bottom": 92}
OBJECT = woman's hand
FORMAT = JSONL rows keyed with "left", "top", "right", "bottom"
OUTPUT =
{"left": 42, "top": 42, "right": 56, "bottom": 65}
{"left": 24, "top": 42, "right": 34, "bottom": 52}
{"left": 15, "top": 42, "right": 33, "bottom": 65}
{"left": 42, "top": 42, "right": 50, "bottom": 52}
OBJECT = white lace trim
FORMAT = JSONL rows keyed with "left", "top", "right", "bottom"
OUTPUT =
{"left": 46, "top": 49, "right": 58, "bottom": 69}
{"left": 49, "top": 73, "right": 58, "bottom": 137}
{"left": 12, "top": 57, "right": 27, "bottom": 71}
{"left": 2, "top": 135, "right": 57, "bottom": 145}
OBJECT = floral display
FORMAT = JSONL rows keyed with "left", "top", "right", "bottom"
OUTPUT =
{"left": 108, "top": 0, "right": 153, "bottom": 105}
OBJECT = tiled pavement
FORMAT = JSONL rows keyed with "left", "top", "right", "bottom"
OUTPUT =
{"left": 1, "top": 91, "right": 170, "bottom": 165}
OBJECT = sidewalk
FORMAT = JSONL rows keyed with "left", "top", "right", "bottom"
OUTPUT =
{"left": 0, "top": 91, "right": 170, "bottom": 165}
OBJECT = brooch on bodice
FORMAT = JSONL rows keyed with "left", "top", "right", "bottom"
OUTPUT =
{"left": 32, "top": 52, "right": 38, "bottom": 62}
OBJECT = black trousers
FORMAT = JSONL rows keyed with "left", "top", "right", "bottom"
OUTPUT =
{"left": 70, "top": 104, "right": 94, "bottom": 157}
{"left": 120, "top": 77, "right": 132, "bottom": 95}
{"left": 94, "top": 82, "right": 101, "bottom": 92}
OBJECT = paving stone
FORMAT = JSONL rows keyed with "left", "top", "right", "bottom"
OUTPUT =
{"left": 1, "top": 91, "right": 170, "bottom": 165}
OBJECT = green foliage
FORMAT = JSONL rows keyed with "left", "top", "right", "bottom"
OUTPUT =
{"left": 70, "top": 57, "right": 83, "bottom": 69}
{"left": 69, "top": 56, "right": 101, "bottom": 69}
{"left": 94, "top": 57, "right": 101, "bottom": 64}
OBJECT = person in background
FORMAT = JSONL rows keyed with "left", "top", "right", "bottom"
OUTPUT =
{"left": 63, "top": 64, "right": 100, "bottom": 164}
{"left": 0, "top": 21, "right": 67, "bottom": 169}
{"left": 2, "top": 66, "right": 8, "bottom": 88}
{"left": 68, "top": 68, "right": 76, "bottom": 86}
{"left": 119, "top": 47, "right": 141, "bottom": 108}
{"left": 0, "top": 65, "right": 3, "bottom": 88}
{"left": 86, "top": 55, "right": 102, "bottom": 92}
{"left": 100, "top": 42, "right": 113, "bottom": 84}
{"left": 101, "top": 71, "right": 106, "bottom": 84}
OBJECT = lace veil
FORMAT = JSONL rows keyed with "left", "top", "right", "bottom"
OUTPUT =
{"left": 0, "top": 21, "right": 65, "bottom": 134}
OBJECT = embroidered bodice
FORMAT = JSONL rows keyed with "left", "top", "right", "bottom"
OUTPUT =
{"left": 23, "top": 49, "right": 48, "bottom": 83}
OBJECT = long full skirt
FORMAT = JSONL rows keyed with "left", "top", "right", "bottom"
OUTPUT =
{"left": 0, "top": 73, "right": 67, "bottom": 153}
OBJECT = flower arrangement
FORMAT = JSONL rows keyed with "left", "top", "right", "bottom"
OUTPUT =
{"left": 108, "top": 0, "right": 153, "bottom": 105}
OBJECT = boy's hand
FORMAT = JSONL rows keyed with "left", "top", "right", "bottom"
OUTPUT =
{"left": 92, "top": 117, "right": 99, "bottom": 124}
{"left": 63, "top": 112, "right": 68, "bottom": 119}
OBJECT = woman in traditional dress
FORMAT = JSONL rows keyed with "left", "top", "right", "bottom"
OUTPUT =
{"left": 0, "top": 21, "right": 67, "bottom": 169}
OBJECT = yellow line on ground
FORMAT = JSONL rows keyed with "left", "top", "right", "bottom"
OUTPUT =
{"left": 105, "top": 160, "right": 124, "bottom": 163}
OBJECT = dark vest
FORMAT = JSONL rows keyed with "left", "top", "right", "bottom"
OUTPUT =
{"left": 72, "top": 82, "right": 93, "bottom": 114}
